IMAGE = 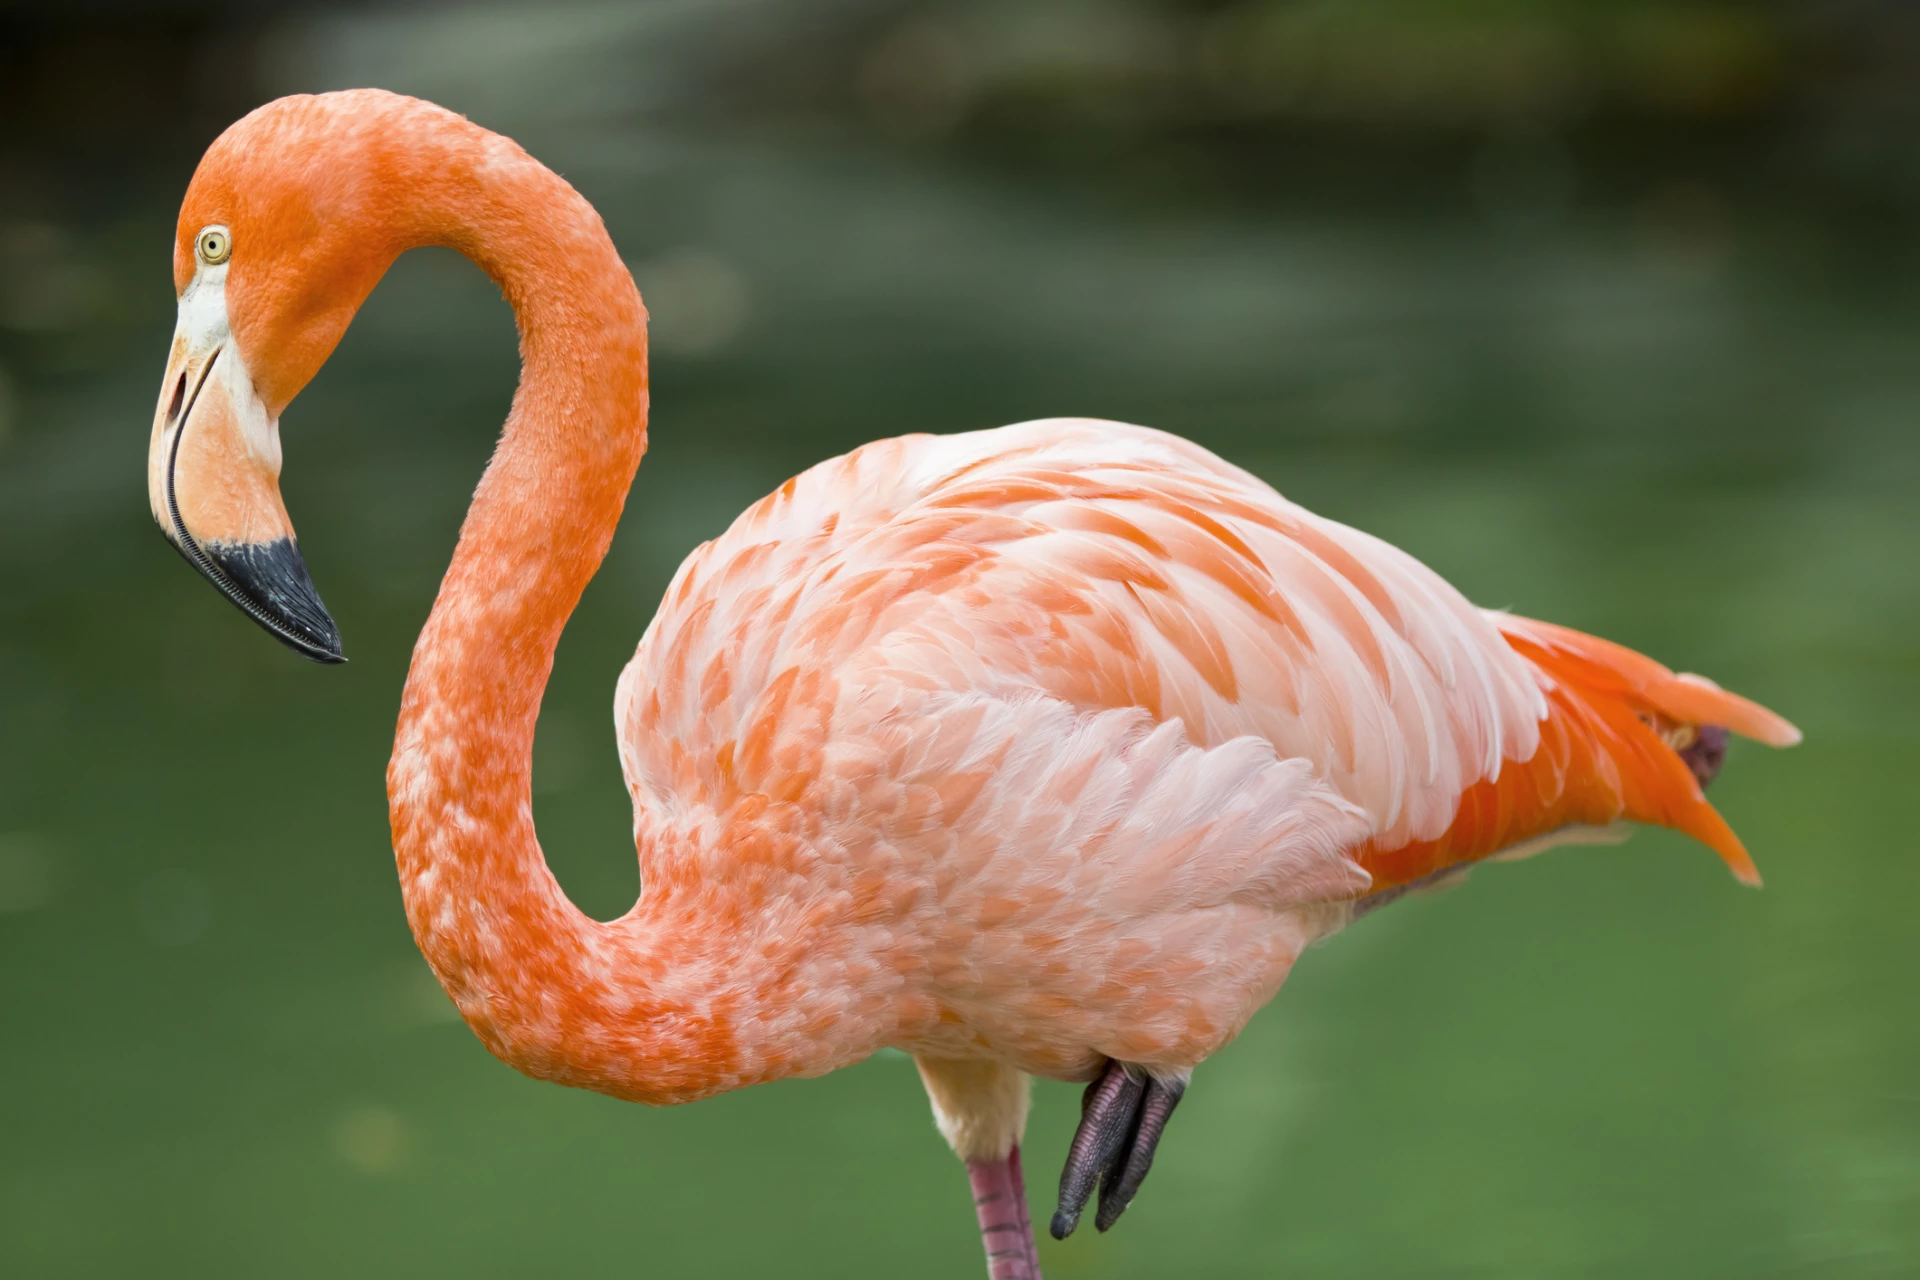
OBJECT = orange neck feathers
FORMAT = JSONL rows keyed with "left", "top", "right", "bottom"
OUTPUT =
{"left": 271, "top": 94, "right": 724, "bottom": 1103}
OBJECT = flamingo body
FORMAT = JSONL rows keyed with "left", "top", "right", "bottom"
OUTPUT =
{"left": 606, "top": 417, "right": 1794, "bottom": 1089}
{"left": 148, "top": 91, "right": 1798, "bottom": 1276}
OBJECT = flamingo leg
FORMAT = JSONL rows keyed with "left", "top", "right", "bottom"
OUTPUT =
{"left": 965, "top": 1142, "right": 1043, "bottom": 1279}
{"left": 1050, "top": 1059, "right": 1186, "bottom": 1239}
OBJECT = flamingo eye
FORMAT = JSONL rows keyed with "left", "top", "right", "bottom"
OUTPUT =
{"left": 195, "top": 225, "right": 232, "bottom": 266}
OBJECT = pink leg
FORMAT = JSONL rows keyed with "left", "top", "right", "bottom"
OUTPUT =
{"left": 965, "top": 1143, "right": 1043, "bottom": 1280}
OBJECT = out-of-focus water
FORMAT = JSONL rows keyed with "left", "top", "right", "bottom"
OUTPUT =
{"left": 1, "top": 6, "right": 1917, "bottom": 1277}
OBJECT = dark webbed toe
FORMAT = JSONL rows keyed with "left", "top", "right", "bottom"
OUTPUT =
{"left": 1095, "top": 1074, "right": 1185, "bottom": 1231}
{"left": 1051, "top": 1060, "right": 1144, "bottom": 1239}
{"left": 1680, "top": 724, "right": 1730, "bottom": 789}
{"left": 1051, "top": 1060, "right": 1187, "bottom": 1239}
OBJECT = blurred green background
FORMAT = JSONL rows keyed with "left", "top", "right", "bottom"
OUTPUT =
{"left": 1, "top": 2, "right": 1916, "bottom": 1275}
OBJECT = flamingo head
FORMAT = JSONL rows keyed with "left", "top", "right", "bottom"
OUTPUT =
{"left": 147, "top": 93, "right": 420, "bottom": 664}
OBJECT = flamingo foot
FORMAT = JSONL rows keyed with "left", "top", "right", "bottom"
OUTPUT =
{"left": 1050, "top": 1059, "right": 1186, "bottom": 1239}
{"left": 1680, "top": 724, "right": 1730, "bottom": 790}
{"left": 966, "top": 1142, "right": 1043, "bottom": 1280}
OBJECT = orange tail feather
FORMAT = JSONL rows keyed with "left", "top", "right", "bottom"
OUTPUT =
{"left": 1491, "top": 614, "right": 1799, "bottom": 886}
{"left": 1492, "top": 615, "right": 1802, "bottom": 750}
{"left": 1357, "top": 614, "right": 1798, "bottom": 894}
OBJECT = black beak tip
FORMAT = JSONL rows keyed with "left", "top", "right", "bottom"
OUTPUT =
{"left": 181, "top": 534, "right": 347, "bottom": 665}
{"left": 291, "top": 619, "right": 347, "bottom": 665}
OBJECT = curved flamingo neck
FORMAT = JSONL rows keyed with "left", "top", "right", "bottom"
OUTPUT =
{"left": 373, "top": 109, "right": 698, "bottom": 1101}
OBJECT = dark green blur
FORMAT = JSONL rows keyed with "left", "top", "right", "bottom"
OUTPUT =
{"left": 1, "top": 3, "right": 1915, "bottom": 1276}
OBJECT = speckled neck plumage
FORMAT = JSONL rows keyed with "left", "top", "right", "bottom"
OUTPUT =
{"left": 361, "top": 99, "right": 697, "bottom": 1100}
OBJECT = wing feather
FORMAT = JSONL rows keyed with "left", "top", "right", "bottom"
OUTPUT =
{"left": 622, "top": 419, "right": 1548, "bottom": 853}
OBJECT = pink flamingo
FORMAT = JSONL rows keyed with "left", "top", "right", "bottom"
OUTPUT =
{"left": 147, "top": 92, "right": 1798, "bottom": 1278}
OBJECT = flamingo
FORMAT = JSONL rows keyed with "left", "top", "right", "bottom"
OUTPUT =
{"left": 147, "top": 91, "right": 1798, "bottom": 1279}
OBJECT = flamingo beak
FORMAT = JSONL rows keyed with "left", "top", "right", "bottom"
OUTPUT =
{"left": 148, "top": 291, "right": 344, "bottom": 664}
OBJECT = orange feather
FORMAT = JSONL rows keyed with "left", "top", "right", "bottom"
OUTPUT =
{"left": 1359, "top": 613, "right": 1799, "bottom": 892}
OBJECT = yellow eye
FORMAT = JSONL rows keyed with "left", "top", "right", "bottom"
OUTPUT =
{"left": 196, "top": 226, "right": 232, "bottom": 266}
